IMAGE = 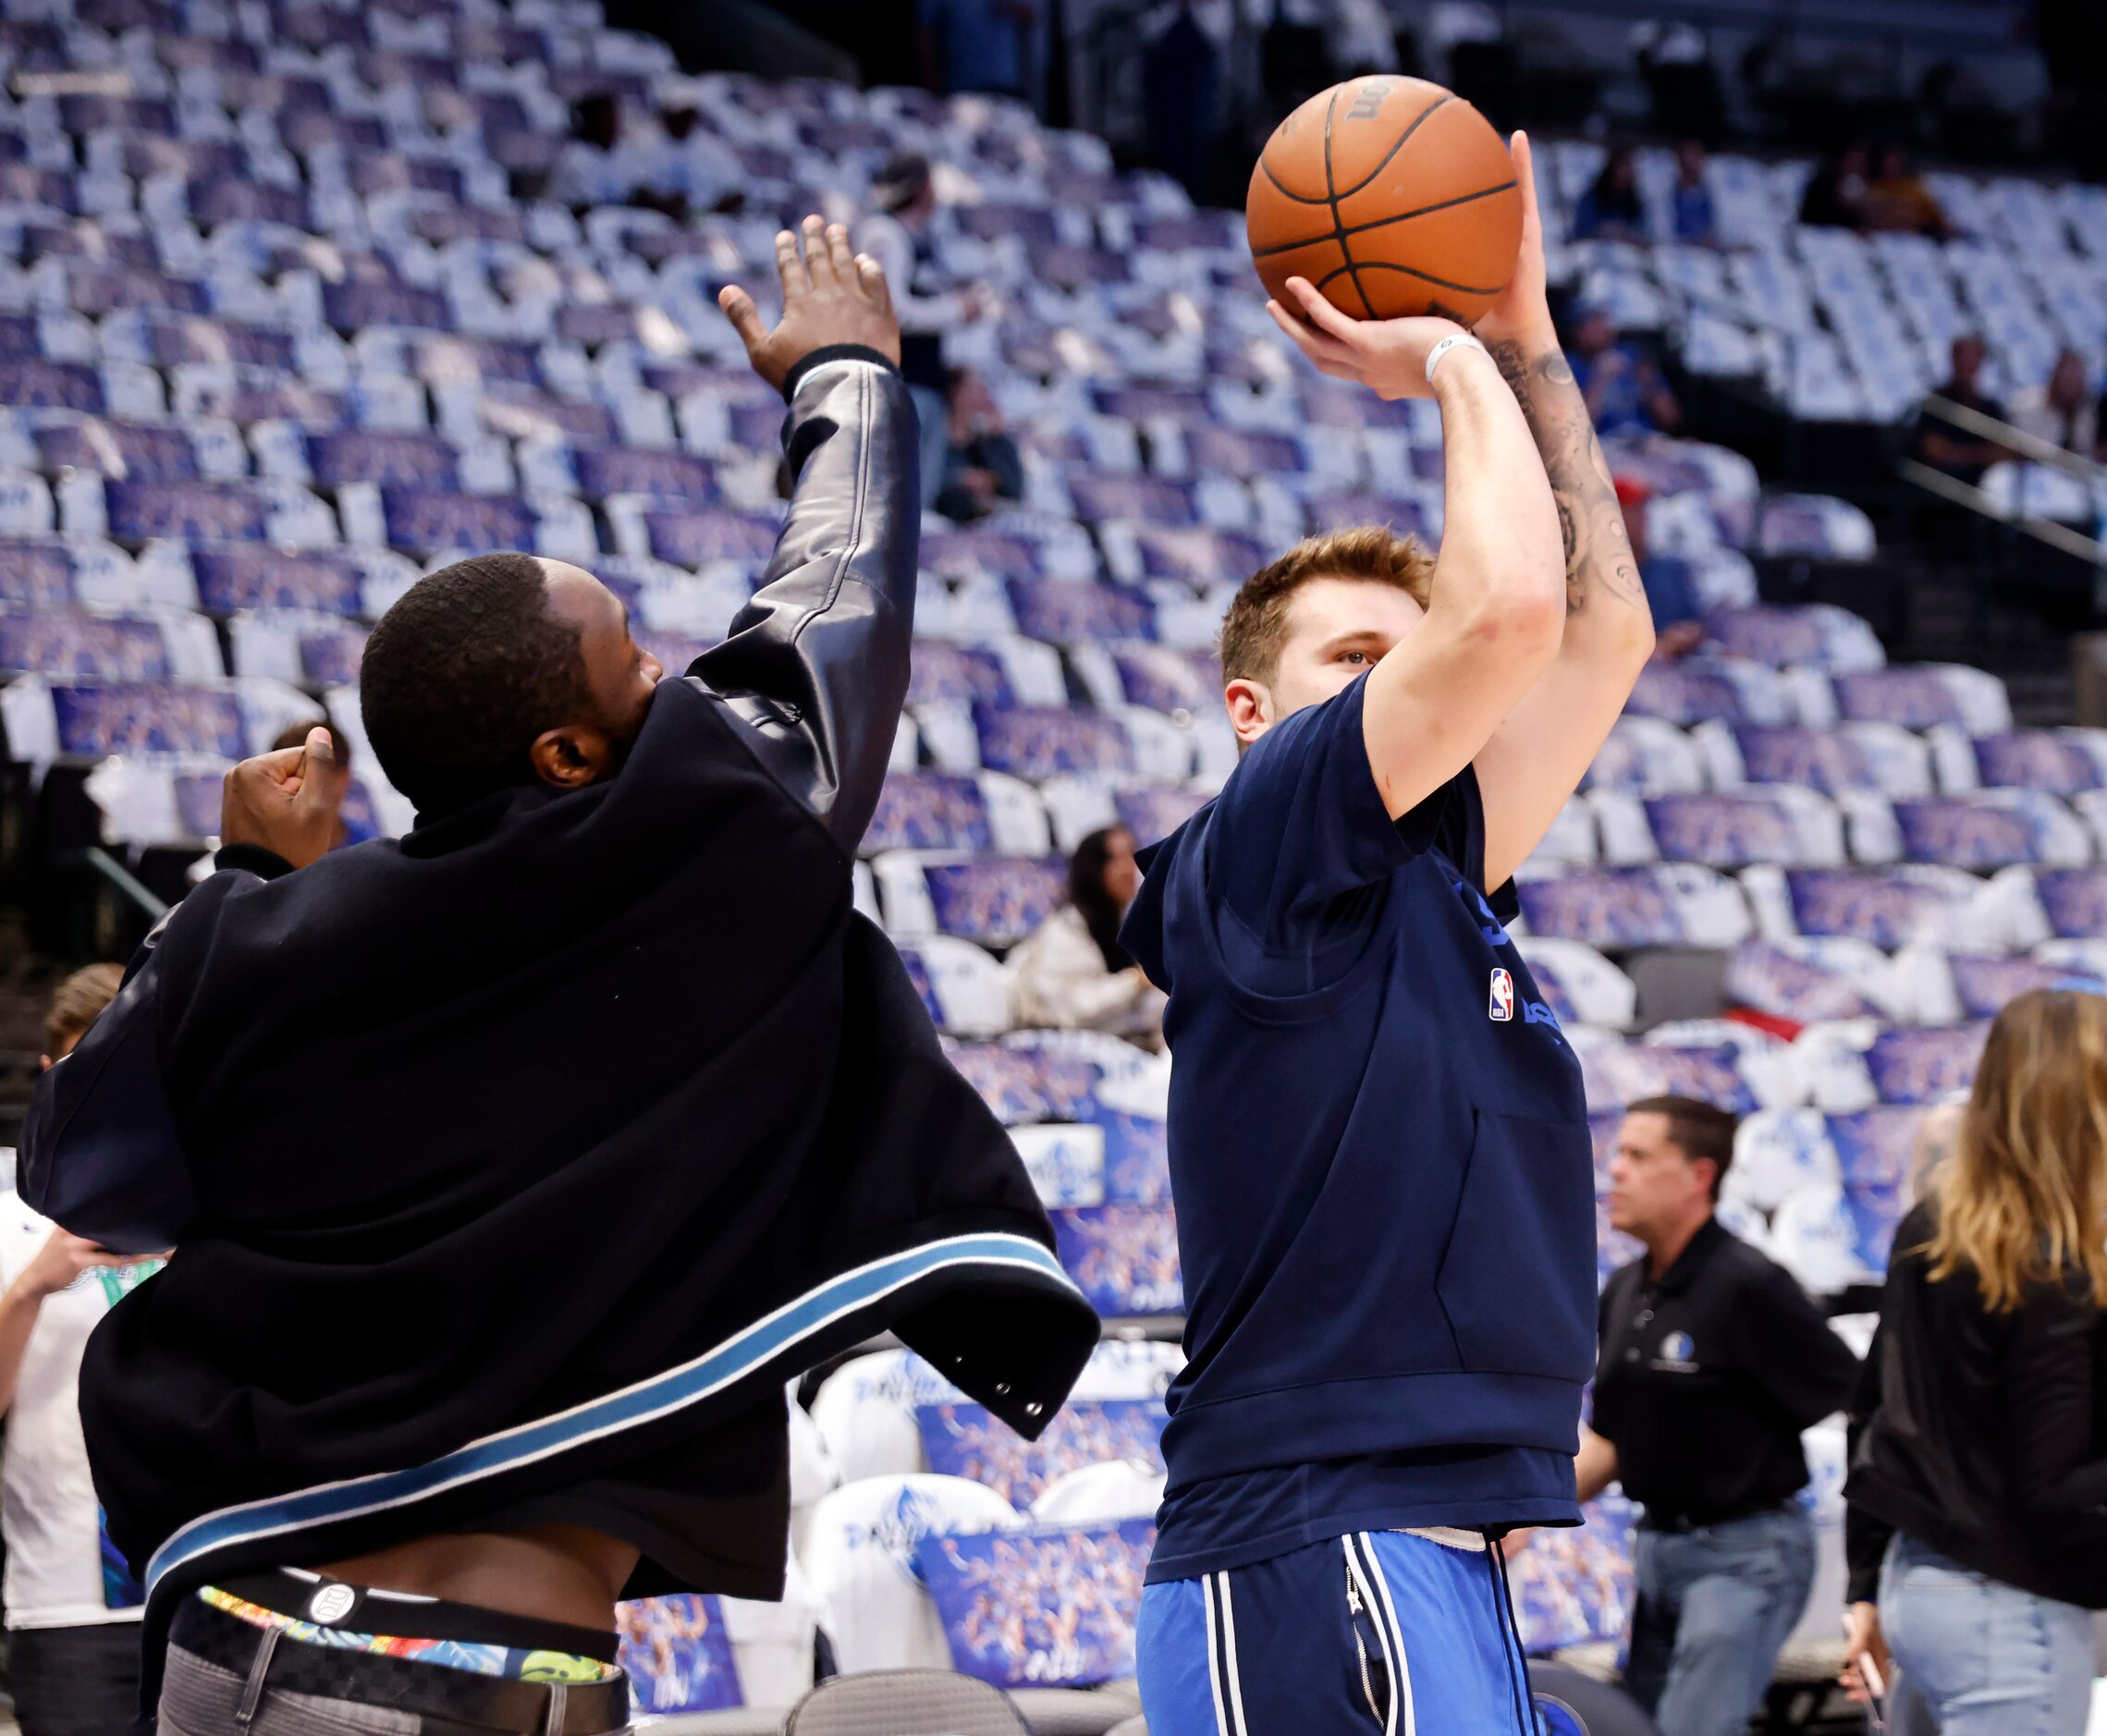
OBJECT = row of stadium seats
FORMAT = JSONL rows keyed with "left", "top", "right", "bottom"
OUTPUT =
{"left": 0, "top": 8, "right": 2101, "bottom": 427}
{"left": 1542, "top": 141, "right": 2107, "bottom": 422}
{"left": 13, "top": 651, "right": 2076, "bottom": 845}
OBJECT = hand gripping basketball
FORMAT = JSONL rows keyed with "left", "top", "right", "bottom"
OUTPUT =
{"left": 1266, "top": 277, "right": 1466, "bottom": 402}
{"left": 1474, "top": 132, "right": 1554, "bottom": 352}
{"left": 719, "top": 214, "right": 902, "bottom": 395}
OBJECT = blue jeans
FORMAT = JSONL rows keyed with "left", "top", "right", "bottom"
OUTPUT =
{"left": 1880, "top": 1531, "right": 2093, "bottom": 1736}
{"left": 1624, "top": 1505, "right": 1816, "bottom": 1736}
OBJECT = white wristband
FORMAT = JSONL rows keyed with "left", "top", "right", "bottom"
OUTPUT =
{"left": 1425, "top": 331, "right": 1488, "bottom": 385}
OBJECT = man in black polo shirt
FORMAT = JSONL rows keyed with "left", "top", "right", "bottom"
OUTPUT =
{"left": 1577, "top": 1095, "right": 1859, "bottom": 1736}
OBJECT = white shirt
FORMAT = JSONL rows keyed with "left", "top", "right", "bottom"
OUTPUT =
{"left": 1004, "top": 906, "right": 1165, "bottom": 1044}
{"left": 0, "top": 1181, "right": 157, "bottom": 1629}
{"left": 2006, "top": 384, "right": 2099, "bottom": 458}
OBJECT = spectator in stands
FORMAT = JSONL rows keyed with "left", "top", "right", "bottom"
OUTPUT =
{"left": 919, "top": 0, "right": 1039, "bottom": 104}
{"left": 1862, "top": 143, "right": 1954, "bottom": 239}
{"left": 2007, "top": 347, "right": 2099, "bottom": 457}
{"left": 1614, "top": 476, "right": 1705, "bottom": 659}
{"left": 1569, "top": 304, "right": 1682, "bottom": 437}
{"left": 1671, "top": 141, "right": 1717, "bottom": 245}
{"left": 0, "top": 965, "right": 156, "bottom": 1736}
{"left": 859, "top": 152, "right": 988, "bottom": 509}
{"left": 1006, "top": 825, "right": 1164, "bottom": 1045}
{"left": 1571, "top": 144, "right": 1647, "bottom": 242}
{"left": 1578, "top": 1096, "right": 1859, "bottom": 1736}
{"left": 1913, "top": 334, "right": 2010, "bottom": 484}
{"left": 1142, "top": 1, "right": 1221, "bottom": 205}
{"left": 936, "top": 367, "right": 1025, "bottom": 523}
{"left": 548, "top": 91, "right": 630, "bottom": 208}
{"left": 1843, "top": 988, "right": 2107, "bottom": 1736}
{"left": 637, "top": 104, "right": 741, "bottom": 218}
{"left": 1798, "top": 143, "right": 1870, "bottom": 230}
{"left": 268, "top": 719, "right": 374, "bottom": 850}
{"left": 547, "top": 92, "right": 737, "bottom": 217}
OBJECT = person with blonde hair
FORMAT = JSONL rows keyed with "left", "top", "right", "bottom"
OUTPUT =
{"left": 1842, "top": 988, "right": 2107, "bottom": 1736}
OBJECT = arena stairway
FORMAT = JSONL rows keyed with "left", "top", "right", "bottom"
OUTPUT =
{"left": 0, "top": 912, "right": 58, "bottom": 1151}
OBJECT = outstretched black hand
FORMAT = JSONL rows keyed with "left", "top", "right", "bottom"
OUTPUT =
{"left": 719, "top": 214, "right": 901, "bottom": 394}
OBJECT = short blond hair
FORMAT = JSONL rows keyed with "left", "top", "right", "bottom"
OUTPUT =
{"left": 1219, "top": 526, "right": 1434, "bottom": 688}
{"left": 44, "top": 963, "right": 122, "bottom": 1057}
{"left": 1924, "top": 988, "right": 2107, "bottom": 1312}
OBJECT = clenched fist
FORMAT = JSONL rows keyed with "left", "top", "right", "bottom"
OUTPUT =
{"left": 220, "top": 725, "right": 352, "bottom": 871}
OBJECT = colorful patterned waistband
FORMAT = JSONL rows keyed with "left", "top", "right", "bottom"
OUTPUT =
{"left": 196, "top": 1585, "right": 615, "bottom": 1684}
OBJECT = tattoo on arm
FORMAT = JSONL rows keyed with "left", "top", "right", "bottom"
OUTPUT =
{"left": 1486, "top": 338, "right": 1648, "bottom": 616}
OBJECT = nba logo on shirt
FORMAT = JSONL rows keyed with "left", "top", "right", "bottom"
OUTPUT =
{"left": 1488, "top": 968, "right": 1514, "bottom": 1022}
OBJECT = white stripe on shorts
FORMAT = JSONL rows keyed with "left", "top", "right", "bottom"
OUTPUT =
{"left": 1201, "top": 1571, "right": 1231, "bottom": 1736}
{"left": 1217, "top": 1571, "right": 1249, "bottom": 1736}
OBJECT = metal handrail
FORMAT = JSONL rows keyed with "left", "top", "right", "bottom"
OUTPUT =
{"left": 81, "top": 847, "right": 167, "bottom": 922}
{"left": 1920, "top": 394, "right": 2107, "bottom": 487}
{"left": 1904, "top": 397, "right": 2107, "bottom": 573}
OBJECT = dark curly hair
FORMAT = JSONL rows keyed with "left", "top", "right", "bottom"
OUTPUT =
{"left": 359, "top": 553, "right": 593, "bottom": 816}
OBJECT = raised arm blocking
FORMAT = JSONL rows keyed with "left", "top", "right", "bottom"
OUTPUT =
{"left": 690, "top": 350, "right": 920, "bottom": 852}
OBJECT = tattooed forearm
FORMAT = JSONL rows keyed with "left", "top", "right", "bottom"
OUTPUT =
{"left": 1485, "top": 337, "right": 1648, "bottom": 617}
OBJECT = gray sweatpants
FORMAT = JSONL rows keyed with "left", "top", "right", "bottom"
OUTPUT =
{"left": 158, "top": 1640, "right": 631, "bottom": 1735}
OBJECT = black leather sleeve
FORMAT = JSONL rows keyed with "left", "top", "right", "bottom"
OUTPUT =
{"left": 688, "top": 348, "right": 918, "bottom": 853}
{"left": 18, "top": 907, "right": 197, "bottom": 1253}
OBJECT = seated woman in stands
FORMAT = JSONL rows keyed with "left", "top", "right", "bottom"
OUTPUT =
{"left": 1007, "top": 826, "right": 1163, "bottom": 1045}
{"left": 1844, "top": 988, "right": 2107, "bottom": 1736}
{"left": 1572, "top": 143, "right": 1647, "bottom": 242}
{"left": 2008, "top": 348, "right": 2099, "bottom": 458}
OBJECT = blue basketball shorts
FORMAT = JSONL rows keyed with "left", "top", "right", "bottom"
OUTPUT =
{"left": 1136, "top": 1528, "right": 1543, "bottom": 1735}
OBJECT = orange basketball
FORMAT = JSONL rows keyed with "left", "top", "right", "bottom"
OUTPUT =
{"left": 1246, "top": 76, "right": 1522, "bottom": 326}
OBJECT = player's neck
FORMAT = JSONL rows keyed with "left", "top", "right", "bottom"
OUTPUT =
{"left": 1643, "top": 1209, "right": 1713, "bottom": 1282}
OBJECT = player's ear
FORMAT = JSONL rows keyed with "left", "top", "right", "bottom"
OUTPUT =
{"left": 530, "top": 724, "right": 613, "bottom": 789}
{"left": 1224, "top": 678, "right": 1273, "bottom": 747}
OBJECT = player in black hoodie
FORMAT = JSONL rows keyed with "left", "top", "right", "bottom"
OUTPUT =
{"left": 23, "top": 216, "right": 1096, "bottom": 1733}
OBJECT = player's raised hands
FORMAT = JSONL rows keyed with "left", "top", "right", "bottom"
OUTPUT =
{"left": 719, "top": 214, "right": 901, "bottom": 394}
{"left": 1475, "top": 131, "right": 1553, "bottom": 351}
{"left": 1266, "top": 275, "right": 1467, "bottom": 401}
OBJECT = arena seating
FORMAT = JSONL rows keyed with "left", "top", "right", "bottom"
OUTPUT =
{"left": 0, "top": 0, "right": 2088, "bottom": 1723}
{"left": 1558, "top": 141, "right": 2107, "bottom": 425}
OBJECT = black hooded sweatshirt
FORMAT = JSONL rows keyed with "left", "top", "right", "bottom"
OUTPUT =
{"left": 18, "top": 346, "right": 1098, "bottom": 1693}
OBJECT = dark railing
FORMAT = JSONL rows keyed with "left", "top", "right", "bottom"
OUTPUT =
{"left": 80, "top": 847, "right": 167, "bottom": 923}
{"left": 1900, "top": 395, "right": 2107, "bottom": 602}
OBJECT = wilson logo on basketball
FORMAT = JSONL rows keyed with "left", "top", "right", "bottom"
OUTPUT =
{"left": 1345, "top": 82, "right": 1392, "bottom": 122}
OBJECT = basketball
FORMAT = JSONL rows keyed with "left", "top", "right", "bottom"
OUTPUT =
{"left": 1246, "top": 76, "right": 1524, "bottom": 326}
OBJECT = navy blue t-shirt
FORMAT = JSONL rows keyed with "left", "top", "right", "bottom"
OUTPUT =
{"left": 1120, "top": 676, "right": 1594, "bottom": 1583}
